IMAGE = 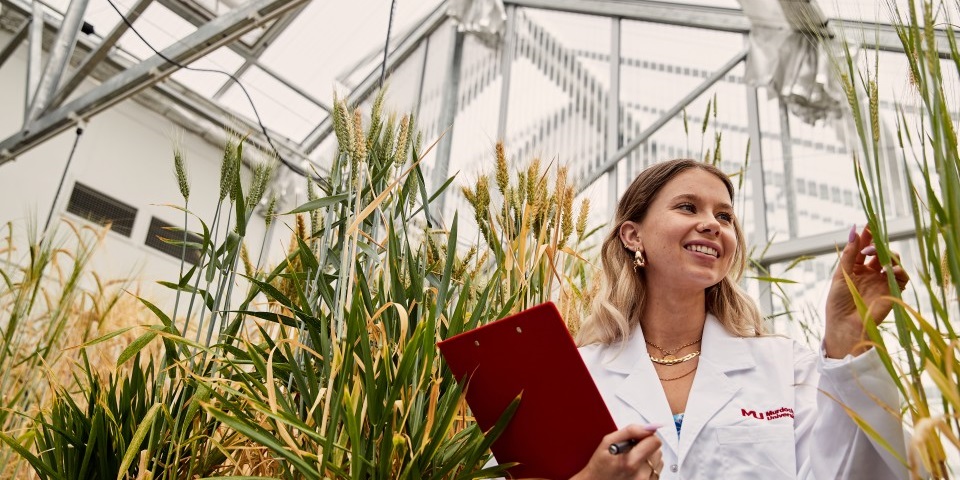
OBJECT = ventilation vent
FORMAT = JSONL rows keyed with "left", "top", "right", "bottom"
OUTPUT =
{"left": 145, "top": 216, "right": 203, "bottom": 266}
{"left": 65, "top": 183, "right": 137, "bottom": 236}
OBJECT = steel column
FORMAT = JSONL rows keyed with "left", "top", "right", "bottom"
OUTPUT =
{"left": 414, "top": 36, "right": 429, "bottom": 121}
{"left": 746, "top": 82, "right": 773, "bottom": 317}
{"left": 606, "top": 16, "right": 621, "bottom": 214}
{"left": 496, "top": 4, "right": 516, "bottom": 141}
{"left": 431, "top": 27, "right": 465, "bottom": 212}
{"left": 778, "top": 99, "right": 798, "bottom": 238}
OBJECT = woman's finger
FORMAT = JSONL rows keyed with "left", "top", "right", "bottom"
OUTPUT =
{"left": 625, "top": 435, "right": 661, "bottom": 469}
{"left": 839, "top": 225, "right": 863, "bottom": 276}
{"left": 890, "top": 251, "right": 902, "bottom": 266}
{"left": 601, "top": 424, "right": 658, "bottom": 456}
{"left": 604, "top": 424, "right": 658, "bottom": 444}
{"left": 890, "top": 265, "right": 910, "bottom": 286}
{"left": 649, "top": 449, "right": 664, "bottom": 475}
{"left": 862, "top": 226, "right": 874, "bottom": 245}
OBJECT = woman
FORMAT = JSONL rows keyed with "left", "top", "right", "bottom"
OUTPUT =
{"left": 570, "top": 159, "right": 909, "bottom": 479}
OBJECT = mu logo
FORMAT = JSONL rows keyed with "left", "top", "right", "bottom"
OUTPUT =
{"left": 741, "top": 407, "right": 795, "bottom": 420}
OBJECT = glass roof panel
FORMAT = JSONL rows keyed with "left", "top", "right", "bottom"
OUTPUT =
{"left": 218, "top": 64, "right": 327, "bottom": 141}
{"left": 193, "top": 0, "right": 248, "bottom": 16}
{"left": 169, "top": 46, "right": 245, "bottom": 97}
{"left": 116, "top": 3, "right": 198, "bottom": 59}
{"left": 258, "top": 0, "right": 444, "bottom": 108}
{"left": 81, "top": 0, "right": 126, "bottom": 36}
{"left": 620, "top": 19, "right": 744, "bottom": 131}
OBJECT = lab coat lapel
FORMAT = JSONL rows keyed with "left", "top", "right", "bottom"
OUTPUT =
{"left": 605, "top": 327, "right": 680, "bottom": 457}
{"left": 677, "top": 314, "right": 755, "bottom": 461}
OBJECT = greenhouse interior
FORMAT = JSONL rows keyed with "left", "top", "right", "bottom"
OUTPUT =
{"left": 0, "top": 0, "right": 958, "bottom": 477}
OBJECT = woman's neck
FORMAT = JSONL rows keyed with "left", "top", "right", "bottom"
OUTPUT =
{"left": 639, "top": 289, "right": 707, "bottom": 345}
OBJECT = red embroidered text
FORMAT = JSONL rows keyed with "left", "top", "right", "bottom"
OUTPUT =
{"left": 741, "top": 407, "right": 794, "bottom": 420}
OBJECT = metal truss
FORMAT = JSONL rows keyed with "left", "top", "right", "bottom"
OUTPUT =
{"left": 0, "top": 0, "right": 309, "bottom": 166}
{"left": 155, "top": 0, "right": 330, "bottom": 112}
{"left": 576, "top": 48, "right": 749, "bottom": 192}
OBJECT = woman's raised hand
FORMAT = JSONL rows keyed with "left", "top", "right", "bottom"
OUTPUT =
{"left": 570, "top": 424, "right": 663, "bottom": 480}
{"left": 824, "top": 225, "right": 909, "bottom": 359}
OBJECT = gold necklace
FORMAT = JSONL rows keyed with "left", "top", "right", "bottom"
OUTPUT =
{"left": 649, "top": 350, "right": 700, "bottom": 365}
{"left": 645, "top": 337, "right": 702, "bottom": 357}
{"left": 658, "top": 364, "right": 698, "bottom": 381}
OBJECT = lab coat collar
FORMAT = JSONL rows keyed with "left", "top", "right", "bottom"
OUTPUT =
{"left": 601, "top": 314, "right": 756, "bottom": 462}
{"left": 678, "top": 314, "right": 756, "bottom": 460}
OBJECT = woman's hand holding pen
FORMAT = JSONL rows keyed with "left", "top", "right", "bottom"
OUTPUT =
{"left": 824, "top": 225, "right": 910, "bottom": 359}
{"left": 570, "top": 424, "right": 663, "bottom": 480}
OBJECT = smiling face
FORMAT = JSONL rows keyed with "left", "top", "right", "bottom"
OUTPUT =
{"left": 619, "top": 168, "right": 739, "bottom": 293}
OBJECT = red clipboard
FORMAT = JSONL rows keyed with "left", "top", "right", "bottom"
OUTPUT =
{"left": 437, "top": 302, "right": 617, "bottom": 479}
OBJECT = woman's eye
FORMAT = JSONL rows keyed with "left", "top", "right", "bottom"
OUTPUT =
{"left": 678, "top": 203, "right": 695, "bottom": 212}
{"left": 717, "top": 212, "right": 733, "bottom": 222}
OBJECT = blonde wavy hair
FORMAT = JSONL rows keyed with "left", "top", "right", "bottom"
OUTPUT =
{"left": 576, "top": 159, "right": 763, "bottom": 346}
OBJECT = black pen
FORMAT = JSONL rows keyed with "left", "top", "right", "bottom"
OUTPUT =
{"left": 608, "top": 439, "right": 639, "bottom": 455}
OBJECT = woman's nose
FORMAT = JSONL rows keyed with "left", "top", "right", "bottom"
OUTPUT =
{"left": 697, "top": 219, "right": 720, "bottom": 235}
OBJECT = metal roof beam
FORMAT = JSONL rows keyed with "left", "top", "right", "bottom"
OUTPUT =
{"left": 505, "top": 0, "right": 751, "bottom": 33}
{"left": 25, "top": 0, "right": 90, "bottom": 123}
{"left": 156, "top": 0, "right": 258, "bottom": 58}
{"left": 50, "top": 0, "right": 154, "bottom": 108}
{"left": 505, "top": 0, "right": 951, "bottom": 57}
{"left": 0, "top": 0, "right": 308, "bottom": 165}
{"left": 0, "top": 19, "right": 28, "bottom": 72}
{"left": 829, "top": 18, "right": 952, "bottom": 58}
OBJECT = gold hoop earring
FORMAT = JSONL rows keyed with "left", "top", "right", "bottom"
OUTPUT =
{"left": 633, "top": 249, "right": 646, "bottom": 272}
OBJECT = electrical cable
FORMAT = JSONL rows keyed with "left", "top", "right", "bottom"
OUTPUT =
{"left": 380, "top": 0, "right": 397, "bottom": 88}
{"left": 102, "top": 0, "right": 318, "bottom": 181}
{"left": 43, "top": 125, "right": 84, "bottom": 234}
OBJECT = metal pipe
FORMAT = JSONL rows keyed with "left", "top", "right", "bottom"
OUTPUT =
{"left": 496, "top": 4, "right": 517, "bottom": 141}
{"left": 606, "top": 16, "right": 621, "bottom": 214}
{"left": 51, "top": 0, "right": 154, "bottom": 108}
{"left": 25, "top": 0, "right": 91, "bottom": 123}
{"left": 746, "top": 82, "right": 773, "bottom": 317}
{"left": 25, "top": 1, "right": 43, "bottom": 120}
{"left": 778, "top": 99, "right": 798, "bottom": 238}
{"left": 431, "top": 28, "right": 465, "bottom": 212}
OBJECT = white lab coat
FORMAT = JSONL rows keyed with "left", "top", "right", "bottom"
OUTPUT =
{"left": 580, "top": 314, "right": 908, "bottom": 479}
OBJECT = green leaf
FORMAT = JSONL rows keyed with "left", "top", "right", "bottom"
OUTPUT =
{"left": 77, "top": 326, "right": 136, "bottom": 349}
{"left": 748, "top": 275, "right": 798, "bottom": 285}
{"left": 116, "top": 329, "right": 159, "bottom": 367}
{"left": 0, "top": 431, "right": 64, "bottom": 480}
{"left": 285, "top": 193, "right": 350, "bottom": 214}
{"left": 116, "top": 402, "right": 163, "bottom": 480}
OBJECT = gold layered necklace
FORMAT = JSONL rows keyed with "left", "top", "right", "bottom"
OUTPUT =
{"left": 657, "top": 364, "right": 698, "bottom": 381}
{"left": 646, "top": 337, "right": 702, "bottom": 366}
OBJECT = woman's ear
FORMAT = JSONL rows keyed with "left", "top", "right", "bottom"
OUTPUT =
{"left": 619, "top": 220, "right": 643, "bottom": 252}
